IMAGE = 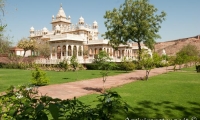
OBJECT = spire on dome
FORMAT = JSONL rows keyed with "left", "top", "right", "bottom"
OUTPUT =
{"left": 79, "top": 16, "right": 84, "bottom": 25}
{"left": 56, "top": 4, "right": 66, "bottom": 18}
{"left": 93, "top": 20, "right": 98, "bottom": 29}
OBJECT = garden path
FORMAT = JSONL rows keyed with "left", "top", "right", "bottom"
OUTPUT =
{"left": 38, "top": 66, "right": 174, "bottom": 100}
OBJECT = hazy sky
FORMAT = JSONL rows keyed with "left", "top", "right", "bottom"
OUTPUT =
{"left": 2, "top": 0, "right": 200, "bottom": 45}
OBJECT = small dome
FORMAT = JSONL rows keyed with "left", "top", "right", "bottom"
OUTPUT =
{"left": 30, "top": 26, "right": 34, "bottom": 32}
{"left": 79, "top": 16, "right": 84, "bottom": 24}
{"left": 55, "top": 25, "right": 60, "bottom": 31}
{"left": 30, "top": 26, "right": 34, "bottom": 31}
{"left": 93, "top": 20, "right": 98, "bottom": 26}
{"left": 42, "top": 27, "right": 48, "bottom": 32}
{"left": 68, "top": 15, "right": 71, "bottom": 19}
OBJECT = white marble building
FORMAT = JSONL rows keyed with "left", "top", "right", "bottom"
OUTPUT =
{"left": 29, "top": 5, "right": 151, "bottom": 64}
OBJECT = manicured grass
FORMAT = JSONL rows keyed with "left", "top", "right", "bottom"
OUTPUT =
{"left": 79, "top": 67, "right": 200, "bottom": 119}
{"left": 0, "top": 69, "right": 128, "bottom": 92}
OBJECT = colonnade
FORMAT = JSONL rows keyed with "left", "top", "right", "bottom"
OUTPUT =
{"left": 51, "top": 44, "right": 83, "bottom": 60}
{"left": 88, "top": 47, "right": 137, "bottom": 59}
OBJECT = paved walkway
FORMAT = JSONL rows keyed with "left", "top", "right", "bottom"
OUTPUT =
{"left": 38, "top": 66, "right": 174, "bottom": 100}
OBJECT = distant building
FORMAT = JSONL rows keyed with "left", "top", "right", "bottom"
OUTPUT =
{"left": 29, "top": 4, "right": 151, "bottom": 64}
{"left": 10, "top": 47, "right": 32, "bottom": 57}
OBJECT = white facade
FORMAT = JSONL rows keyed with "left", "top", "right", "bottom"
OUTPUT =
{"left": 30, "top": 5, "right": 151, "bottom": 64}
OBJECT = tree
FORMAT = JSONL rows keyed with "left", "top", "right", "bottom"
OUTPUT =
{"left": 17, "top": 38, "right": 36, "bottom": 57}
{"left": 37, "top": 41, "right": 50, "bottom": 58}
{"left": 177, "top": 44, "right": 199, "bottom": 66}
{"left": 103, "top": 0, "right": 166, "bottom": 61}
{"left": 140, "top": 50, "right": 155, "bottom": 80}
{"left": 0, "top": 0, "right": 12, "bottom": 54}
{"left": 94, "top": 51, "right": 116, "bottom": 92}
{"left": 0, "top": 34, "right": 12, "bottom": 54}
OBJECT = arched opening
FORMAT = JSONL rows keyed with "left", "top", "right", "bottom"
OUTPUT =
{"left": 128, "top": 50, "right": 130, "bottom": 57}
{"left": 62, "top": 45, "right": 66, "bottom": 56}
{"left": 95, "top": 48, "right": 98, "bottom": 55}
{"left": 68, "top": 45, "right": 71, "bottom": 56}
{"left": 118, "top": 50, "right": 121, "bottom": 58}
{"left": 99, "top": 48, "right": 102, "bottom": 52}
{"left": 73, "top": 46, "right": 77, "bottom": 57}
{"left": 110, "top": 48, "right": 112, "bottom": 56}
{"left": 78, "top": 46, "right": 82, "bottom": 56}
{"left": 52, "top": 47, "right": 55, "bottom": 56}
{"left": 89, "top": 48, "right": 93, "bottom": 55}
{"left": 57, "top": 46, "right": 61, "bottom": 59}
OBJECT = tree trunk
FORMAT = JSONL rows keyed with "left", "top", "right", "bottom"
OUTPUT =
{"left": 23, "top": 50, "right": 26, "bottom": 57}
{"left": 137, "top": 42, "right": 142, "bottom": 61}
{"left": 146, "top": 70, "right": 150, "bottom": 80}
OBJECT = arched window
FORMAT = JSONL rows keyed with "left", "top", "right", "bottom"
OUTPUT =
{"left": 78, "top": 46, "right": 82, "bottom": 56}
{"left": 52, "top": 47, "right": 55, "bottom": 56}
{"left": 89, "top": 48, "right": 93, "bottom": 55}
{"left": 57, "top": 46, "right": 61, "bottom": 59}
{"left": 122, "top": 50, "right": 124, "bottom": 57}
{"left": 95, "top": 48, "right": 97, "bottom": 55}
{"left": 73, "top": 46, "right": 77, "bottom": 57}
{"left": 118, "top": 50, "right": 121, "bottom": 58}
{"left": 68, "top": 45, "right": 71, "bottom": 56}
{"left": 128, "top": 50, "right": 130, "bottom": 57}
{"left": 62, "top": 45, "right": 66, "bottom": 56}
{"left": 99, "top": 48, "right": 102, "bottom": 52}
{"left": 107, "top": 48, "right": 109, "bottom": 54}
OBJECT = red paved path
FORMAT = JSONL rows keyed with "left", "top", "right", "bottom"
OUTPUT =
{"left": 38, "top": 66, "right": 174, "bottom": 99}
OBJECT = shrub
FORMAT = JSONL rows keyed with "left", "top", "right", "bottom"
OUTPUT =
{"left": 118, "top": 62, "right": 135, "bottom": 72}
{"left": 85, "top": 63, "right": 99, "bottom": 70}
{"left": 0, "top": 85, "right": 128, "bottom": 120}
{"left": 31, "top": 66, "right": 49, "bottom": 86}
{"left": 196, "top": 65, "right": 200, "bottom": 73}
{"left": 58, "top": 59, "right": 69, "bottom": 71}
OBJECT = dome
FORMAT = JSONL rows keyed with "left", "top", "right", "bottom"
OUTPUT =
{"left": 30, "top": 26, "right": 34, "bottom": 31}
{"left": 56, "top": 5, "right": 67, "bottom": 18}
{"left": 93, "top": 21, "right": 98, "bottom": 26}
{"left": 55, "top": 25, "right": 60, "bottom": 31}
{"left": 42, "top": 27, "right": 48, "bottom": 32}
{"left": 68, "top": 15, "right": 71, "bottom": 19}
{"left": 79, "top": 16, "right": 84, "bottom": 24}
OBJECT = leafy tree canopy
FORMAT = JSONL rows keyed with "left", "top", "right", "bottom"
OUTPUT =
{"left": 103, "top": 0, "right": 166, "bottom": 61}
{"left": 17, "top": 38, "right": 36, "bottom": 57}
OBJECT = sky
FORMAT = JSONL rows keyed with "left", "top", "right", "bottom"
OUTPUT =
{"left": 2, "top": 0, "right": 200, "bottom": 45}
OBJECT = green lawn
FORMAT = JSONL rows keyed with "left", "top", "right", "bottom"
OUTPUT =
{"left": 0, "top": 69, "right": 128, "bottom": 92}
{"left": 79, "top": 67, "right": 200, "bottom": 119}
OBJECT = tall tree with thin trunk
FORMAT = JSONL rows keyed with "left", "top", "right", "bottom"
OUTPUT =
{"left": 103, "top": 0, "right": 166, "bottom": 62}
{"left": 0, "top": 0, "right": 12, "bottom": 54}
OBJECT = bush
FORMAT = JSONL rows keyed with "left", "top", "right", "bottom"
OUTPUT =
{"left": 58, "top": 60, "right": 69, "bottom": 71}
{"left": 196, "top": 65, "right": 200, "bottom": 73}
{"left": 0, "top": 85, "right": 128, "bottom": 120}
{"left": 85, "top": 63, "right": 99, "bottom": 70}
{"left": 118, "top": 62, "right": 135, "bottom": 71}
{"left": 0, "top": 62, "right": 6, "bottom": 68}
{"left": 31, "top": 66, "right": 49, "bottom": 86}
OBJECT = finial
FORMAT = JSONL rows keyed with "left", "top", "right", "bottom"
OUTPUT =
{"left": 60, "top": 3, "right": 62, "bottom": 7}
